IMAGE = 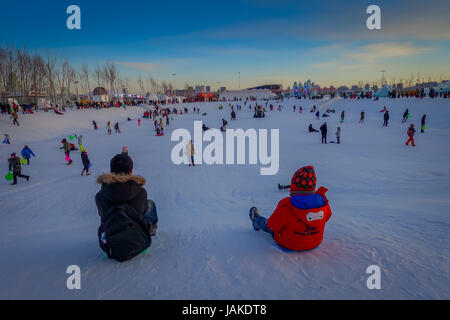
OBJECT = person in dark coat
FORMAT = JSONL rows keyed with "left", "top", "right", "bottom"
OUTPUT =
{"left": 95, "top": 154, "right": 158, "bottom": 239}
{"left": 81, "top": 149, "right": 91, "bottom": 176}
{"left": 309, "top": 124, "right": 319, "bottom": 132}
{"left": 320, "top": 122, "right": 328, "bottom": 143}
{"left": 402, "top": 108, "right": 409, "bottom": 123}
{"left": 421, "top": 115, "right": 426, "bottom": 133}
{"left": 8, "top": 152, "right": 30, "bottom": 185}
{"left": 383, "top": 110, "right": 390, "bottom": 127}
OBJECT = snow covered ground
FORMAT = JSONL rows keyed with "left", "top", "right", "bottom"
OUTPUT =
{"left": 0, "top": 97, "right": 449, "bottom": 299}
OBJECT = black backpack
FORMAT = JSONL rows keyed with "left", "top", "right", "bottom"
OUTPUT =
{"left": 98, "top": 204, "right": 151, "bottom": 262}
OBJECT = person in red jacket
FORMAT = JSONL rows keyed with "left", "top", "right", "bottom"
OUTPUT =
{"left": 405, "top": 124, "right": 416, "bottom": 146}
{"left": 249, "top": 166, "right": 332, "bottom": 251}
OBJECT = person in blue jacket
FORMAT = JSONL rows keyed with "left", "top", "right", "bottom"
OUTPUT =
{"left": 21, "top": 145, "right": 35, "bottom": 165}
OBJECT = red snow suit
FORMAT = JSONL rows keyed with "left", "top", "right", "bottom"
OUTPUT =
{"left": 267, "top": 187, "right": 332, "bottom": 251}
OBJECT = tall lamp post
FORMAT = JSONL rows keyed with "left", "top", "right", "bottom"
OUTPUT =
{"left": 172, "top": 73, "right": 176, "bottom": 96}
{"left": 238, "top": 72, "right": 240, "bottom": 90}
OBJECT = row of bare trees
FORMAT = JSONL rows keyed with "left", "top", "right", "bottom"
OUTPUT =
{"left": 0, "top": 44, "right": 176, "bottom": 108}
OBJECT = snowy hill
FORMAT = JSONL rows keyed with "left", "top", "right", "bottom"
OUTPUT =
{"left": 0, "top": 98, "right": 449, "bottom": 299}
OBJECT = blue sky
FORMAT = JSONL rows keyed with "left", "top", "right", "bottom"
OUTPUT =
{"left": 1, "top": 0, "right": 449, "bottom": 90}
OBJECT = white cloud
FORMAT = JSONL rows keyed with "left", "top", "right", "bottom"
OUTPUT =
{"left": 349, "top": 43, "right": 432, "bottom": 62}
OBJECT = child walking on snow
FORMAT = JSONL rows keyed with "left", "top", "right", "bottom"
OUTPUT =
{"left": 3, "top": 133, "right": 11, "bottom": 144}
{"left": 60, "top": 139, "right": 72, "bottom": 165}
{"left": 8, "top": 153, "right": 30, "bottom": 185}
{"left": 21, "top": 145, "right": 35, "bottom": 165}
{"left": 81, "top": 149, "right": 91, "bottom": 176}
{"left": 336, "top": 127, "right": 341, "bottom": 144}
{"left": 405, "top": 124, "right": 416, "bottom": 147}
{"left": 359, "top": 111, "right": 365, "bottom": 123}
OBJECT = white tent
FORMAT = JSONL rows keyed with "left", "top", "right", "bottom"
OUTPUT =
{"left": 435, "top": 81, "right": 450, "bottom": 94}
{"left": 145, "top": 92, "right": 158, "bottom": 104}
{"left": 375, "top": 85, "right": 393, "bottom": 98}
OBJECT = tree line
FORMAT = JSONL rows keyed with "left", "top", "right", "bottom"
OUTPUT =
{"left": 0, "top": 44, "right": 175, "bottom": 107}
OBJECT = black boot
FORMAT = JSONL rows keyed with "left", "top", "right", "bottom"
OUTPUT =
{"left": 249, "top": 207, "right": 260, "bottom": 231}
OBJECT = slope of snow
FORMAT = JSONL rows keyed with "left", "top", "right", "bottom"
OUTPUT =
{"left": 0, "top": 98, "right": 449, "bottom": 299}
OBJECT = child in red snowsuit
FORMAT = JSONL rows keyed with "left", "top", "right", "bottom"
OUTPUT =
{"left": 405, "top": 124, "right": 416, "bottom": 146}
{"left": 249, "top": 166, "right": 332, "bottom": 251}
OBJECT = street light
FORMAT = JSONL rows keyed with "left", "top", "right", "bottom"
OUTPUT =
{"left": 381, "top": 70, "right": 386, "bottom": 86}
{"left": 238, "top": 72, "right": 240, "bottom": 90}
{"left": 172, "top": 74, "right": 176, "bottom": 96}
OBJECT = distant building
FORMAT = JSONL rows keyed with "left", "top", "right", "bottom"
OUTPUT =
{"left": 337, "top": 86, "right": 349, "bottom": 93}
{"left": 219, "top": 89, "right": 276, "bottom": 100}
{"left": 304, "top": 80, "right": 312, "bottom": 89}
{"left": 246, "top": 84, "right": 283, "bottom": 94}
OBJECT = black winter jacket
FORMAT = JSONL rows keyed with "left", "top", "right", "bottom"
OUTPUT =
{"left": 8, "top": 156, "right": 21, "bottom": 172}
{"left": 95, "top": 173, "right": 149, "bottom": 218}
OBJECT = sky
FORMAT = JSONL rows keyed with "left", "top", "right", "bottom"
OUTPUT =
{"left": 0, "top": 0, "right": 449, "bottom": 91}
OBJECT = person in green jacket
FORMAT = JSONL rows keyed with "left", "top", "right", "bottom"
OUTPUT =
{"left": 77, "top": 135, "right": 83, "bottom": 152}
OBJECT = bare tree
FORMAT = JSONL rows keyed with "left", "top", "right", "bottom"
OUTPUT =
{"left": 103, "top": 61, "right": 117, "bottom": 101}
{"left": 31, "top": 53, "right": 46, "bottom": 109}
{"left": 150, "top": 77, "right": 158, "bottom": 93}
{"left": 45, "top": 53, "right": 57, "bottom": 106}
{"left": 162, "top": 80, "right": 168, "bottom": 94}
{"left": 81, "top": 64, "right": 92, "bottom": 101}
{"left": 0, "top": 46, "right": 8, "bottom": 103}
{"left": 16, "top": 47, "right": 32, "bottom": 104}
{"left": 137, "top": 76, "right": 144, "bottom": 95}
{"left": 94, "top": 63, "right": 104, "bottom": 88}
{"left": 63, "top": 61, "right": 76, "bottom": 106}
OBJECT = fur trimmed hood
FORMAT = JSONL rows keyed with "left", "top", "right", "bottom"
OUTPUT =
{"left": 97, "top": 173, "right": 146, "bottom": 186}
